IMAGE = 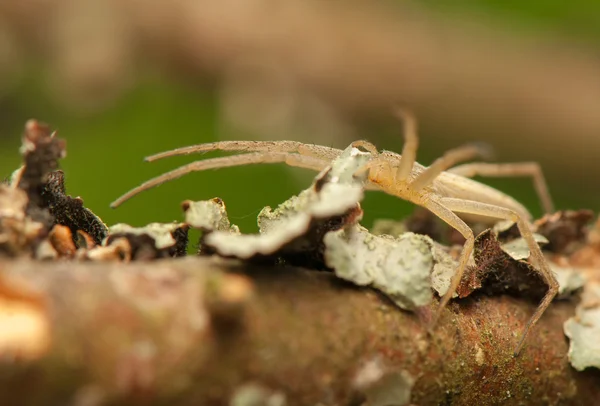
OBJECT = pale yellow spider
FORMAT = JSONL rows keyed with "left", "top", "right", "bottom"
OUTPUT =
{"left": 111, "top": 109, "right": 558, "bottom": 355}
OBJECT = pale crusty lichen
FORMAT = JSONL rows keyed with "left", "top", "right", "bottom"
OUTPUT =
{"left": 109, "top": 222, "right": 185, "bottom": 250}
{"left": 500, "top": 234, "right": 548, "bottom": 261}
{"left": 324, "top": 226, "right": 434, "bottom": 310}
{"left": 205, "top": 215, "right": 316, "bottom": 258}
{"left": 430, "top": 242, "right": 461, "bottom": 298}
{"left": 204, "top": 183, "right": 362, "bottom": 258}
{"left": 203, "top": 144, "right": 369, "bottom": 258}
{"left": 564, "top": 283, "right": 600, "bottom": 371}
{"left": 256, "top": 183, "right": 363, "bottom": 235}
{"left": 230, "top": 383, "right": 286, "bottom": 406}
{"left": 552, "top": 264, "right": 586, "bottom": 298}
{"left": 352, "top": 355, "right": 414, "bottom": 406}
{"left": 370, "top": 218, "right": 408, "bottom": 238}
{"left": 257, "top": 144, "right": 372, "bottom": 233}
{"left": 370, "top": 217, "right": 461, "bottom": 300}
{"left": 364, "top": 370, "right": 414, "bottom": 406}
{"left": 182, "top": 198, "right": 240, "bottom": 234}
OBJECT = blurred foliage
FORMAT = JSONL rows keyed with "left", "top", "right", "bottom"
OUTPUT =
{"left": 1, "top": 0, "right": 599, "bottom": 232}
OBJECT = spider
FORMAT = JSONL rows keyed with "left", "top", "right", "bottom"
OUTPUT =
{"left": 111, "top": 109, "right": 558, "bottom": 355}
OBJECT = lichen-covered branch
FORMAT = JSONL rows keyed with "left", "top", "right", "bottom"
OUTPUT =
{"left": 1, "top": 116, "right": 598, "bottom": 405}
{"left": 0, "top": 257, "right": 597, "bottom": 406}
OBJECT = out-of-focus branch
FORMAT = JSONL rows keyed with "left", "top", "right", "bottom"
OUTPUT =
{"left": 1, "top": 1, "right": 600, "bottom": 170}
{"left": 0, "top": 257, "right": 597, "bottom": 405}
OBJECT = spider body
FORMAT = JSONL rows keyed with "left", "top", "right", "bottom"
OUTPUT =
{"left": 112, "top": 110, "right": 558, "bottom": 355}
{"left": 364, "top": 151, "right": 532, "bottom": 222}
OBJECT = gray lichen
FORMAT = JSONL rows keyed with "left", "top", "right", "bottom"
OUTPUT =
{"left": 564, "top": 283, "right": 600, "bottom": 371}
{"left": 205, "top": 215, "right": 318, "bottom": 258}
{"left": 430, "top": 243, "right": 461, "bottom": 298}
{"left": 182, "top": 198, "right": 240, "bottom": 233}
{"left": 500, "top": 234, "right": 549, "bottom": 261}
{"left": 202, "top": 144, "right": 369, "bottom": 259}
{"left": 257, "top": 143, "right": 372, "bottom": 233}
{"left": 363, "top": 370, "right": 414, "bottom": 406}
{"left": 370, "top": 219, "right": 408, "bottom": 238}
{"left": 552, "top": 264, "right": 586, "bottom": 298}
{"left": 109, "top": 222, "right": 185, "bottom": 250}
{"left": 204, "top": 181, "right": 364, "bottom": 258}
{"left": 353, "top": 356, "right": 414, "bottom": 406}
{"left": 324, "top": 226, "right": 434, "bottom": 310}
{"left": 230, "top": 383, "right": 286, "bottom": 406}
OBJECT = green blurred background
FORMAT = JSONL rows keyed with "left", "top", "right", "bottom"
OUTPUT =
{"left": 1, "top": 0, "right": 598, "bottom": 233}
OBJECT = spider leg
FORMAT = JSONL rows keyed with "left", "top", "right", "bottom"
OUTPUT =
{"left": 111, "top": 152, "right": 330, "bottom": 208}
{"left": 410, "top": 143, "right": 493, "bottom": 191}
{"left": 448, "top": 162, "right": 554, "bottom": 214}
{"left": 436, "top": 197, "right": 559, "bottom": 355}
{"left": 393, "top": 107, "right": 419, "bottom": 181}
{"left": 422, "top": 198, "right": 475, "bottom": 326}
{"left": 145, "top": 140, "right": 342, "bottom": 162}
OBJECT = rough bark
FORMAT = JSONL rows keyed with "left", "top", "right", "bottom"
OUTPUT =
{"left": 0, "top": 257, "right": 597, "bottom": 405}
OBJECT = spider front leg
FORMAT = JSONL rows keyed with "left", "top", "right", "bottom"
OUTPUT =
{"left": 436, "top": 197, "right": 559, "bottom": 355}
{"left": 145, "top": 140, "right": 342, "bottom": 162}
{"left": 111, "top": 152, "right": 330, "bottom": 208}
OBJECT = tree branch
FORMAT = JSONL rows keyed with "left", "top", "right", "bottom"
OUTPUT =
{"left": 0, "top": 257, "right": 596, "bottom": 405}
